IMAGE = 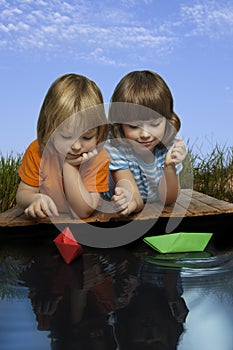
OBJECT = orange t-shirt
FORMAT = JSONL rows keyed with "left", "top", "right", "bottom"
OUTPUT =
{"left": 18, "top": 140, "right": 109, "bottom": 213}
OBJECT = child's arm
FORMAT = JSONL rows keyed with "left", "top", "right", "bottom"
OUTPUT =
{"left": 158, "top": 165, "right": 180, "bottom": 204}
{"left": 111, "top": 168, "right": 144, "bottom": 216}
{"left": 158, "top": 138, "right": 187, "bottom": 204}
{"left": 62, "top": 160, "right": 101, "bottom": 219}
{"left": 16, "top": 181, "right": 59, "bottom": 218}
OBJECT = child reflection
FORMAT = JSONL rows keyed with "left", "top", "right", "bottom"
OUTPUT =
{"left": 23, "top": 252, "right": 118, "bottom": 349}
{"left": 23, "top": 248, "right": 188, "bottom": 350}
{"left": 109, "top": 259, "right": 189, "bottom": 350}
{"left": 23, "top": 253, "right": 83, "bottom": 332}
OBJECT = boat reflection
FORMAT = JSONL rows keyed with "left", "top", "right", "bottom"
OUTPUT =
{"left": 1, "top": 241, "right": 233, "bottom": 349}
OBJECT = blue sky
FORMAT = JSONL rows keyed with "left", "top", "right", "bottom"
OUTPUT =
{"left": 0, "top": 0, "right": 232, "bottom": 157}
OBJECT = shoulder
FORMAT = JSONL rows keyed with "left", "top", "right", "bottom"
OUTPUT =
{"left": 24, "top": 139, "right": 41, "bottom": 158}
{"left": 19, "top": 139, "right": 42, "bottom": 178}
{"left": 18, "top": 139, "right": 42, "bottom": 186}
{"left": 97, "top": 148, "right": 109, "bottom": 162}
{"left": 85, "top": 148, "right": 109, "bottom": 170}
{"left": 104, "top": 139, "right": 133, "bottom": 157}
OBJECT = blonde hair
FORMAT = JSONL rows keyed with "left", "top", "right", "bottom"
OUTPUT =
{"left": 37, "top": 73, "right": 107, "bottom": 152}
{"left": 108, "top": 70, "right": 181, "bottom": 148}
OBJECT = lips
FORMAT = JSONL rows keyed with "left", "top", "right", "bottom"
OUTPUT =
{"left": 66, "top": 153, "right": 81, "bottom": 159}
{"left": 138, "top": 141, "right": 153, "bottom": 147}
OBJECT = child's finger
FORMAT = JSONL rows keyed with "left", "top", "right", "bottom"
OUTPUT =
{"left": 83, "top": 149, "right": 98, "bottom": 162}
{"left": 81, "top": 153, "right": 88, "bottom": 161}
{"left": 25, "top": 205, "right": 46, "bottom": 218}
{"left": 175, "top": 137, "right": 183, "bottom": 142}
{"left": 45, "top": 200, "right": 59, "bottom": 217}
{"left": 91, "top": 148, "right": 98, "bottom": 157}
{"left": 40, "top": 197, "right": 58, "bottom": 217}
{"left": 114, "top": 197, "right": 128, "bottom": 209}
{"left": 174, "top": 139, "right": 185, "bottom": 149}
{"left": 51, "top": 205, "right": 59, "bottom": 217}
{"left": 118, "top": 207, "right": 130, "bottom": 216}
{"left": 114, "top": 187, "right": 122, "bottom": 196}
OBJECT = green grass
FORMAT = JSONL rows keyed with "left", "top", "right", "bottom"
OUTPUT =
{"left": 0, "top": 153, "right": 22, "bottom": 212}
{"left": 189, "top": 144, "right": 233, "bottom": 203}
{"left": 0, "top": 144, "right": 232, "bottom": 213}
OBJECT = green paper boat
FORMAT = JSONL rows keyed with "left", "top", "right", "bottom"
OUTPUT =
{"left": 143, "top": 232, "right": 213, "bottom": 253}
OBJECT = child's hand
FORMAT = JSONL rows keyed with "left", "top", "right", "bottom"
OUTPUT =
{"left": 65, "top": 148, "right": 98, "bottom": 166}
{"left": 24, "top": 194, "right": 59, "bottom": 218}
{"left": 165, "top": 138, "right": 187, "bottom": 167}
{"left": 111, "top": 187, "right": 133, "bottom": 216}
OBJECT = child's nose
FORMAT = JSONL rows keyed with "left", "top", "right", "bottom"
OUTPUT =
{"left": 140, "top": 127, "right": 151, "bottom": 138}
{"left": 71, "top": 139, "right": 82, "bottom": 151}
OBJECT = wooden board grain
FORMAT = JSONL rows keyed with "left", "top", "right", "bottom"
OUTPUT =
{"left": 0, "top": 190, "right": 232, "bottom": 228}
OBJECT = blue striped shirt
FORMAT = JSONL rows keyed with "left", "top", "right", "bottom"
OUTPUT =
{"left": 104, "top": 139, "right": 182, "bottom": 202}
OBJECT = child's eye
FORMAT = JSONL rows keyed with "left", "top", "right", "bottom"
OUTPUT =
{"left": 61, "top": 134, "right": 72, "bottom": 139}
{"left": 82, "top": 128, "right": 97, "bottom": 140}
{"left": 128, "top": 124, "right": 139, "bottom": 129}
{"left": 82, "top": 134, "right": 96, "bottom": 140}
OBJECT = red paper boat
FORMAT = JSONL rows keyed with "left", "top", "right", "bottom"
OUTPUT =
{"left": 53, "top": 226, "right": 83, "bottom": 264}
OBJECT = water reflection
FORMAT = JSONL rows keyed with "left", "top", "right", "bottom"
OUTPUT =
{"left": 110, "top": 261, "right": 188, "bottom": 349}
{"left": 1, "top": 240, "right": 233, "bottom": 349}
{"left": 179, "top": 267, "right": 233, "bottom": 350}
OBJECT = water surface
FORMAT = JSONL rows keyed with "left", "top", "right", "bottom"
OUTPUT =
{"left": 1, "top": 236, "right": 233, "bottom": 350}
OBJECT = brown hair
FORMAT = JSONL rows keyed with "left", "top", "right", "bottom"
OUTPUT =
{"left": 108, "top": 70, "right": 181, "bottom": 148}
{"left": 37, "top": 73, "right": 107, "bottom": 152}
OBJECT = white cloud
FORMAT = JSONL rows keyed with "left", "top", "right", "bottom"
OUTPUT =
{"left": 2, "top": 8, "right": 23, "bottom": 16}
{"left": 0, "top": 0, "right": 232, "bottom": 65}
{"left": 0, "top": 23, "right": 9, "bottom": 32}
{"left": 181, "top": 1, "right": 233, "bottom": 38}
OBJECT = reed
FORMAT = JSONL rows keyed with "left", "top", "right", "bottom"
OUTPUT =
{"left": 188, "top": 144, "right": 233, "bottom": 203}
{"left": 0, "top": 153, "right": 22, "bottom": 212}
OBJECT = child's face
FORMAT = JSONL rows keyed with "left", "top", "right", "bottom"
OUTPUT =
{"left": 53, "top": 127, "right": 98, "bottom": 160}
{"left": 121, "top": 118, "right": 166, "bottom": 153}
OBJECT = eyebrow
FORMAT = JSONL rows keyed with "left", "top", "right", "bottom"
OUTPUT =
{"left": 82, "top": 128, "right": 98, "bottom": 135}
{"left": 128, "top": 119, "right": 162, "bottom": 126}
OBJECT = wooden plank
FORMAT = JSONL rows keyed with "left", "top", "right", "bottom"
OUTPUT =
{"left": 177, "top": 190, "right": 224, "bottom": 216}
{"left": 0, "top": 207, "right": 27, "bottom": 225}
{"left": 191, "top": 190, "right": 233, "bottom": 213}
{"left": 0, "top": 190, "right": 233, "bottom": 228}
{"left": 160, "top": 189, "right": 194, "bottom": 217}
{"left": 0, "top": 206, "right": 122, "bottom": 227}
{"left": 170, "top": 189, "right": 193, "bottom": 217}
{"left": 131, "top": 202, "right": 164, "bottom": 220}
{"left": 180, "top": 197, "right": 221, "bottom": 216}
{"left": 161, "top": 202, "right": 191, "bottom": 217}
{"left": 0, "top": 206, "right": 24, "bottom": 220}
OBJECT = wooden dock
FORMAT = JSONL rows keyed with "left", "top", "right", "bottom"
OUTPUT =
{"left": 0, "top": 190, "right": 233, "bottom": 229}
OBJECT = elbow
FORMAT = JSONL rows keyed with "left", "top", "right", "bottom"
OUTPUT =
{"left": 131, "top": 195, "right": 144, "bottom": 214}
{"left": 70, "top": 204, "right": 96, "bottom": 220}
{"left": 164, "top": 197, "right": 177, "bottom": 205}
{"left": 79, "top": 209, "right": 95, "bottom": 219}
{"left": 136, "top": 198, "right": 145, "bottom": 212}
{"left": 15, "top": 190, "right": 24, "bottom": 209}
{"left": 159, "top": 188, "right": 180, "bottom": 205}
{"left": 65, "top": 188, "right": 100, "bottom": 219}
{"left": 15, "top": 192, "right": 20, "bottom": 205}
